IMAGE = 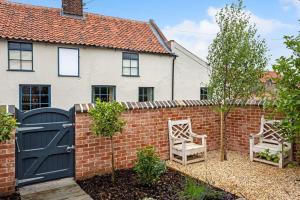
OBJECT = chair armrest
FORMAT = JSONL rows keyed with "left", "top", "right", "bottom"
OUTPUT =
{"left": 249, "top": 131, "right": 263, "bottom": 139}
{"left": 191, "top": 132, "right": 207, "bottom": 139}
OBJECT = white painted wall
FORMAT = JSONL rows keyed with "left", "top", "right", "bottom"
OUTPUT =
{"left": 0, "top": 40, "right": 173, "bottom": 109}
{"left": 171, "top": 41, "right": 210, "bottom": 100}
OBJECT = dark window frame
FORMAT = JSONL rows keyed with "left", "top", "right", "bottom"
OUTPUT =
{"left": 122, "top": 52, "right": 139, "bottom": 77}
{"left": 139, "top": 87, "right": 154, "bottom": 102}
{"left": 58, "top": 47, "right": 80, "bottom": 77}
{"left": 19, "top": 84, "right": 51, "bottom": 111}
{"left": 8, "top": 41, "right": 33, "bottom": 72}
{"left": 200, "top": 87, "right": 208, "bottom": 100}
{"left": 92, "top": 85, "right": 116, "bottom": 103}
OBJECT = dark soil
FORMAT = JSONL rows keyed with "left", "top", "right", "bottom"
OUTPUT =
{"left": 78, "top": 169, "right": 238, "bottom": 200}
{"left": 0, "top": 193, "right": 21, "bottom": 200}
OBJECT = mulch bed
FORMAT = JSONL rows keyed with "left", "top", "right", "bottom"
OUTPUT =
{"left": 78, "top": 168, "right": 238, "bottom": 200}
{"left": 0, "top": 193, "right": 21, "bottom": 200}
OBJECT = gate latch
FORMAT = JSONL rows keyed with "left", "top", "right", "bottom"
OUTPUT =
{"left": 63, "top": 123, "right": 74, "bottom": 128}
{"left": 66, "top": 145, "right": 75, "bottom": 153}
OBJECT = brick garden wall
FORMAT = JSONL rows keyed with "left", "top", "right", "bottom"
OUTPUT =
{"left": 0, "top": 138, "right": 15, "bottom": 197}
{"left": 75, "top": 101, "right": 300, "bottom": 180}
{"left": 75, "top": 105, "right": 220, "bottom": 180}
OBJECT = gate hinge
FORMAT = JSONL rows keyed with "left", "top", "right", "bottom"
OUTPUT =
{"left": 16, "top": 177, "right": 44, "bottom": 186}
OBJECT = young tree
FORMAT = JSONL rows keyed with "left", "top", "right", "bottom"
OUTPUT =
{"left": 207, "top": 0, "right": 268, "bottom": 161}
{"left": 89, "top": 100, "right": 126, "bottom": 183}
{"left": 271, "top": 34, "right": 300, "bottom": 142}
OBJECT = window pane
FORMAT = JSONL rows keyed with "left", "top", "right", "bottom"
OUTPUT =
{"left": 31, "top": 95, "right": 40, "bottom": 104}
{"left": 8, "top": 42, "right": 21, "bottom": 50}
{"left": 93, "top": 87, "right": 100, "bottom": 95}
{"left": 100, "top": 95, "right": 109, "bottom": 102}
{"left": 147, "top": 88, "right": 153, "bottom": 101}
{"left": 123, "top": 67, "right": 130, "bottom": 75}
{"left": 22, "top": 95, "right": 30, "bottom": 104}
{"left": 9, "top": 60, "right": 21, "bottom": 70}
{"left": 123, "top": 53, "right": 131, "bottom": 60}
{"left": 31, "top": 86, "right": 40, "bottom": 95}
{"left": 131, "top": 60, "right": 138, "bottom": 68}
{"left": 41, "top": 96, "right": 49, "bottom": 103}
{"left": 41, "top": 87, "right": 49, "bottom": 95}
{"left": 31, "top": 104, "right": 40, "bottom": 110}
{"left": 41, "top": 104, "right": 49, "bottom": 108}
{"left": 20, "top": 43, "right": 32, "bottom": 51}
{"left": 131, "top": 68, "right": 138, "bottom": 76}
{"left": 22, "top": 104, "right": 30, "bottom": 111}
{"left": 9, "top": 50, "right": 20, "bottom": 60}
{"left": 123, "top": 59, "right": 131, "bottom": 67}
{"left": 21, "top": 86, "right": 30, "bottom": 95}
{"left": 130, "top": 53, "right": 138, "bottom": 60}
{"left": 21, "top": 51, "right": 32, "bottom": 61}
{"left": 22, "top": 61, "right": 32, "bottom": 70}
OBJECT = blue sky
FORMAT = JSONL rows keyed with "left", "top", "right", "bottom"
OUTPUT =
{"left": 12, "top": 0, "right": 300, "bottom": 68}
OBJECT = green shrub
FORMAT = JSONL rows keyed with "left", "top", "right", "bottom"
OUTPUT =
{"left": 134, "top": 146, "right": 166, "bottom": 186}
{"left": 180, "top": 178, "right": 224, "bottom": 200}
{"left": 0, "top": 110, "right": 17, "bottom": 142}
{"left": 258, "top": 149, "right": 280, "bottom": 163}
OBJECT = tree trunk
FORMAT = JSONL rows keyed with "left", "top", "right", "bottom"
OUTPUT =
{"left": 110, "top": 136, "right": 116, "bottom": 183}
{"left": 220, "top": 109, "right": 227, "bottom": 161}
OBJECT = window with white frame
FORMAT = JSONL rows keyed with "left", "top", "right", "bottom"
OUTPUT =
{"left": 58, "top": 48, "right": 79, "bottom": 77}
{"left": 122, "top": 52, "right": 139, "bottom": 76}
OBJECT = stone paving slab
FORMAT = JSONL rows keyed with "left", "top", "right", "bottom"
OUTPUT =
{"left": 19, "top": 178, "right": 93, "bottom": 200}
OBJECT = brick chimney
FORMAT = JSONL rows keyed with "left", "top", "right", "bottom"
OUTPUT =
{"left": 62, "top": 0, "right": 83, "bottom": 16}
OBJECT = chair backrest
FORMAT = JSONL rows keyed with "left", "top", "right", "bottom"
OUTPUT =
{"left": 168, "top": 118, "right": 193, "bottom": 144}
{"left": 260, "top": 116, "right": 283, "bottom": 144}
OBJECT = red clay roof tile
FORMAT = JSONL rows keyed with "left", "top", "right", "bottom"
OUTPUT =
{"left": 0, "top": 2, "right": 170, "bottom": 55}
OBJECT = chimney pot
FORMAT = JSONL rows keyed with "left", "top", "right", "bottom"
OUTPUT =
{"left": 62, "top": 0, "right": 83, "bottom": 17}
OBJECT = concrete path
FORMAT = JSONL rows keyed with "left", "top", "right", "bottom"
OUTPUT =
{"left": 19, "top": 178, "right": 93, "bottom": 200}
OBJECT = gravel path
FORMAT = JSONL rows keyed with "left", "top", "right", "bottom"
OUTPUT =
{"left": 167, "top": 151, "right": 300, "bottom": 200}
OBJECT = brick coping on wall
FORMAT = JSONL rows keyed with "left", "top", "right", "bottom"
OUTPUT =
{"left": 74, "top": 99, "right": 267, "bottom": 113}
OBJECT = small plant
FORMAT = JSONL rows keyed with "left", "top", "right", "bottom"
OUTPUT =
{"left": 180, "top": 178, "right": 224, "bottom": 200}
{"left": 258, "top": 149, "right": 280, "bottom": 163}
{"left": 0, "top": 109, "right": 17, "bottom": 142}
{"left": 134, "top": 146, "right": 166, "bottom": 186}
{"left": 89, "top": 99, "right": 126, "bottom": 183}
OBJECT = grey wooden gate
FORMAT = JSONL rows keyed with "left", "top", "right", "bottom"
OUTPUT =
{"left": 16, "top": 107, "right": 75, "bottom": 186}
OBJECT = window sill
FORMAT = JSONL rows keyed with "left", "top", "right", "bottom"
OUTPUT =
{"left": 122, "top": 75, "right": 140, "bottom": 78}
{"left": 58, "top": 75, "right": 80, "bottom": 78}
{"left": 7, "top": 69, "right": 35, "bottom": 72}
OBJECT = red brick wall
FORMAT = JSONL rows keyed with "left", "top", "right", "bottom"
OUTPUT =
{"left": 75, "top": 106, "right": 220, "bottom": 180}
{"left": 0, "top": 138, "right": 15, "bottom": 197}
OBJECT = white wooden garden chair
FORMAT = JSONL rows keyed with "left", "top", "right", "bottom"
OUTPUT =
{"left": 249, "top": 116, "right": 292, "bottom": 168}
{"left": 168, "top": 118, "right": 207, "bottom": 165}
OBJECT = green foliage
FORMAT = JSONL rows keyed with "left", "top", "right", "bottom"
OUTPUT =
{"left": 207, "top": 0, "right": 268, "bottom": 160}
{"left": 208, "top": 0, "right": 268, "bottom": 107}
{"left": 88, "top": 99, "right": 126, "bottom": 182}
{"left": 257, "top": 149, "right": 280, "bottom": 163}
{"left": 134, "top": 146, "right": 166, "bottom": 186}
{"left": 0, "top": 109, "right": 17, "bottom": 142}
{"left": 270, "top": 34, "right": 300, "bottom": 142}
{"left": 89, "top": 99, "right": 126, "bottom": 138}
{"left": 180, "top": 178, "right": 224, "bottom": 200}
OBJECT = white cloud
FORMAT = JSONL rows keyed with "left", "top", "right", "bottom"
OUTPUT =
{"left": 163, "top": 6, "right": 296, "bottom": 66}
{"left": 280, "top": 0, "right": 300, "bottom": 16}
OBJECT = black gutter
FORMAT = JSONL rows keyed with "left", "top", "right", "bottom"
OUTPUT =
{"left": 172, "top": 55, "right": 177, "bottom": 100}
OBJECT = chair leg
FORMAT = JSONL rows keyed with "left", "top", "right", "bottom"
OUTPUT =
{"left": 249, "top": 138, "right": 254, "bottom": 162}
{"left": 279, "top": 154, "right": 283, "bottom": 168}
